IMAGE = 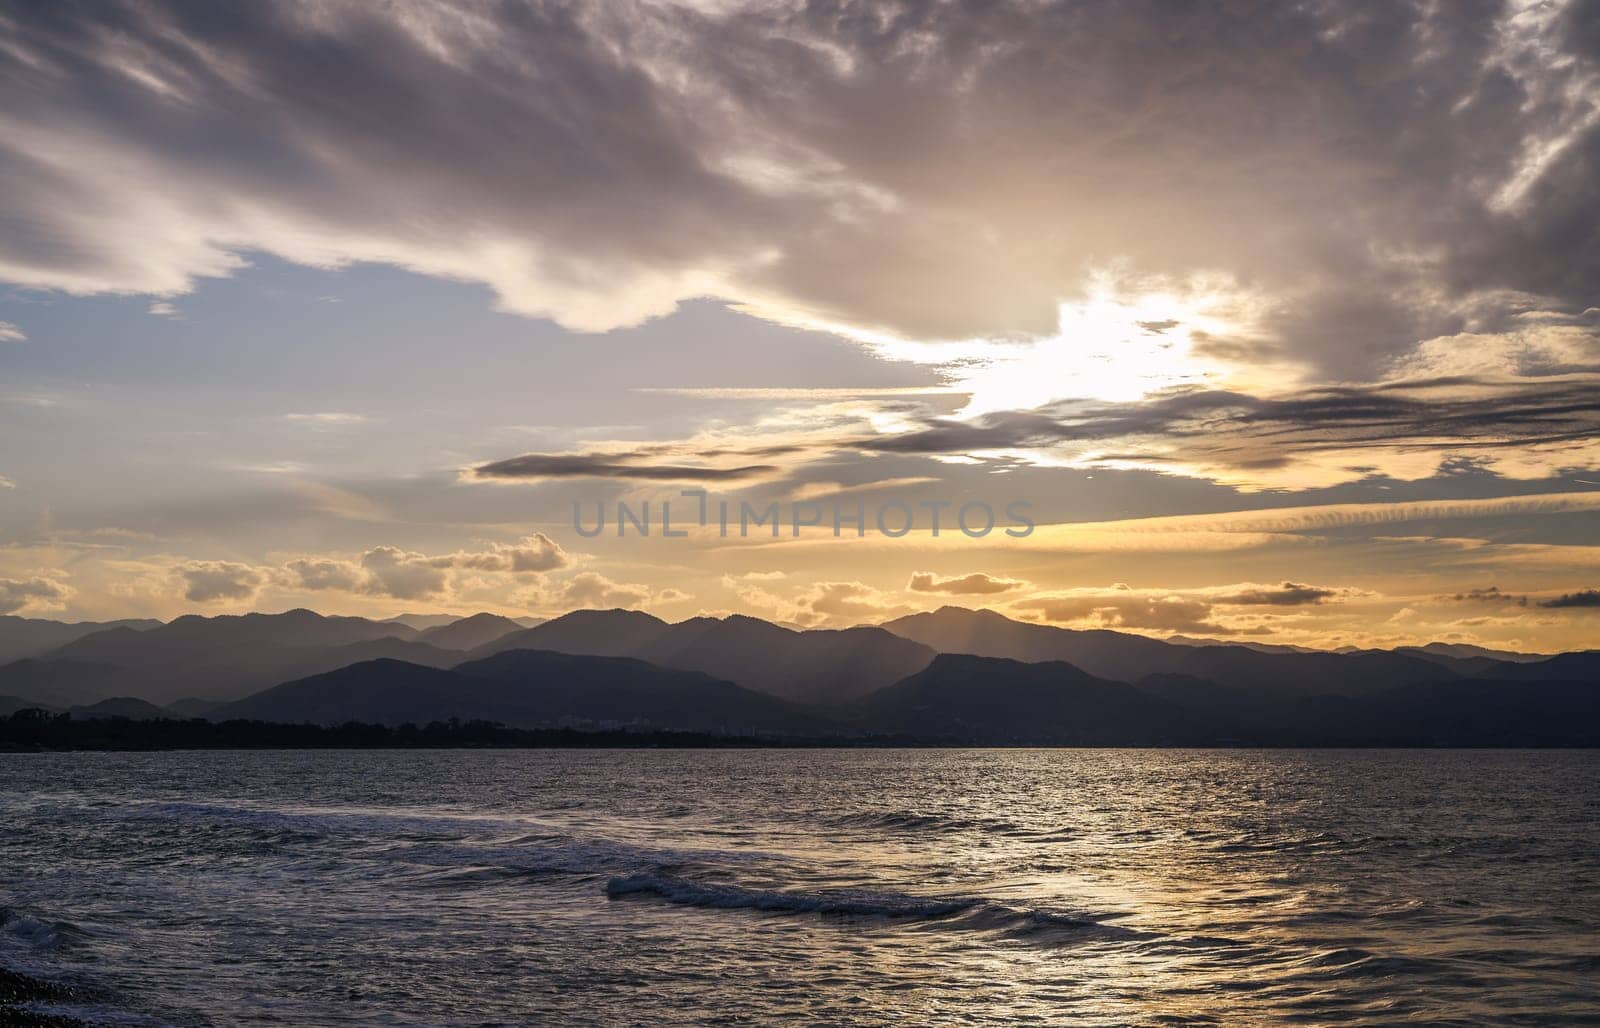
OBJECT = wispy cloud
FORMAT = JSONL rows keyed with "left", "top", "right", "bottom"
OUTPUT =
{"left": 282, "top": 412, "right": 367, "bottom": 427}
{"left": 859, "top": 375, "right": 1600, "bottom": 488}
{"left": 1020, "top": 492, "right": 1600, "bottom": 553}
{"left": 471, "top": 451, "right": 785, "bottom": 484}
{"left": 789, "top": 477, "right": 939, "bottom": 502}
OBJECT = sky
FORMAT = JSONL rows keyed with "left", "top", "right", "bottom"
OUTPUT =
{"left": 1, "top": 0, "right": 1599, "bottom": 651}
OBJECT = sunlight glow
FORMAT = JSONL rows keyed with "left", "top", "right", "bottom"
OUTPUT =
{"left": 872, "top": 277, "right": 1251, "bottom": 417}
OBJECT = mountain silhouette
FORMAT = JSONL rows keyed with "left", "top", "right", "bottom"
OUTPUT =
{"left": 68, "top": 696, "right": 169, "bottom": 720}
{"left": 0, "top": 659, "right": 129, "bottom": 708}
{"left": 1482, "top": 651, "right": 1600, "bottom": 682}
{"left": 473, "top": 609, "right": 674, "bottom": 659}
{"left": 856, "top": 653, "right": 1195, "bottom": 743}
{"left": 881, "top": 606, "right": 1457, "bottom": 697}
{"left": 881, "top": 607, "right": 1188, "bottom": 681}
{"left": 2, "top": 607, "right": 1595, "bottom": 746}
{"left": 382, "top": 613, "right": 462, "bottom": 631}
{"left": 10, "top": 610, "right": 437, "bottom": 705}
{"left": 223, "top": 651, "right": 825, "bottom": 733}
{"left": 473, "top": 610, "right": 934, "bottom": 703}
{"left": 0, "top": 694, "right": 48, "bottom": 716}
{"left": 1408, "top": 642, "right": 1551, "bottom": 663}
{"left": 0, "top": 615, "right": 162, "bottom": 664}
{"left": 417, "top": 613, "right": 525, "bottom": 652}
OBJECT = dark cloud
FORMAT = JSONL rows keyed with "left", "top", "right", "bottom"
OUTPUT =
{"left": 1, "top": 1, "right": 1596, "bottom": 371}
{"left": 1214, "top": 582, "right": 1340, "bottom": 606}
{"left": 461, "top": 370, "right": 1600, "bottom": 488}
{"left": 857, "top": 375, "right": 1600, "bottom": 480}
{"left": 1452, "top": 585, "right": 1530, "bottom": 607}
{"left": 472, "top": 453, "right": 778, "bottom": 482}
{"left": 1540, "top": 588, "right": 1600, "bottom": 609}
{"left": 0, "top": 575, "right": 73, "bottom": 614}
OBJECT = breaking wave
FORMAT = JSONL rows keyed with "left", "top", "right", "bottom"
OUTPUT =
{"left": 603, "top": 872, "right": 1138, "bottom": 944}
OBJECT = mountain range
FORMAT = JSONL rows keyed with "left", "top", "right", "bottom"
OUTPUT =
{"left": 468, "top": 610, "right": 934, "bottom": 704}
{"left": 0, "top": 606, "right": 1594, "bottom": 745}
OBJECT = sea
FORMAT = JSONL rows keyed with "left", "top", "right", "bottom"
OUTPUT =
{"left": 2, "top": 749, "right": 1597, "bottom": 1025}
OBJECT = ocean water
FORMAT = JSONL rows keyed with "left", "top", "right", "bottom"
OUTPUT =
{"left": 2, "top": 749, "right": 1598, "bottom": 1026}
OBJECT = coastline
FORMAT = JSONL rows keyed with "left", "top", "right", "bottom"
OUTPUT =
{"left": 4, "top": 715, "right": 1599, "bottom": 753}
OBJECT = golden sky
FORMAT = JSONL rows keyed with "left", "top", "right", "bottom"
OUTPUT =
{"left": 1, "top": 0, "right": 1598, "bottom": 652}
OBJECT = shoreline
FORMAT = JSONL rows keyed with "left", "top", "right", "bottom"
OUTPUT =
{"left": 0, "top": 966, "right": 90, "bottom": 1027}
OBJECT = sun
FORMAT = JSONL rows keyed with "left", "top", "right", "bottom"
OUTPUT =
{"left": 872, "top": 276, "right": 1253, "bottom": 417}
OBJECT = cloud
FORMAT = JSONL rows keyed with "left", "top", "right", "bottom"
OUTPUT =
{"left": 1016, "top": 593, "right": 1229, "bottom": 636}
{"left": 0, "top": 321, "right": 24, "bottom": 343}
{"left": 1213, "top": 582, "right": 1340, "bottom": 606}
{"left": 479, "top": 370, "right": 1600, "bottom": 492}
{"left": 1028, "top": 492, "right": 1600, "bottom": 552}
{"left": 356, "top": 547, "right": 451, "bottom": 600}
{"left": 789, "top": 477, "right": 940, "bottom": 502}
{"left": 0, "top": 474, "right": 13, "bottom": 489}
{"left": 283, "top": 535, "right": 570, "bottom": 599}
{"left": 283, "top": 557, "right": 365, "bottom": 592}
{"left": 722, "top": 574, "right": 909, "bottom": 627}
{"left": 173, "top": 560, "right": 267, "bottom": 603}
{"left": 0, "top": 574, "right": 74, "bottom": 614}
{"left": 282, "top": 412, "right": 367, "bottom": 427}
{"left": 1540, "top": 589, "right": 1600, "bottom": 609}
{"left": 907, "top": 571, "right": 1026, "bottom": 595}
{"left": 3, "top": 1, "right": 1597, "bottom": 378}
{"left": 471, "top": 452, "right": 779, "bottom": 483}
{"left": 555, "top": 571, "right": 653, "bottom": 609}
{"left": 502, "top": 570, "right": 688, "bottom": 614}
{"left": 449, "top": 534, "right": 570, "bottom": 574}
{"left": 800, "top": 581, "right": 912, "bottom": 626}
{"left": 1010, "top": 579, "right": 1355, "bottom": 636}
{"left": 859, "top": 375, "right": 1600, "bottom": 489}
{"left": 146, "top": 300, "right": 179, "bottom": 317}
{"left": 1451, "top": 585, "right": 1530, "bottom": 607}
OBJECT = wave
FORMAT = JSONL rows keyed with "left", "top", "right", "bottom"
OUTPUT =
{"left": 603, "top": 872, "right": 1140, "bottom": 945}
{"left": 117, "top": 800, "right": 772, "bottom": 880}
{"left": 391, "top": 832, "right": 773, "bottom": 883}
{"left": 819, "top": 803, "right": 1043, "bottom": 839}
{"left": 606, "top": 872, "right": 975, "bottom": 918}
{"left": 1289, "top": 947, "right": 1452, "bottom": 982}
{"left": 0, "top": 907, "right": 83, "bottom": 952}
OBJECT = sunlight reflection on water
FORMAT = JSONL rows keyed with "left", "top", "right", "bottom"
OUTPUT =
{"left": 2, "top": 748, "right": 1597, "bottom": 1025}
